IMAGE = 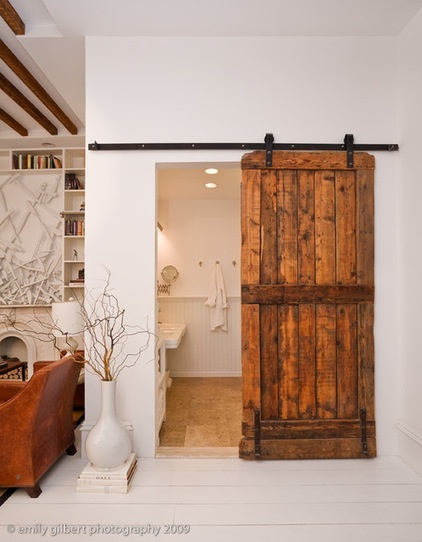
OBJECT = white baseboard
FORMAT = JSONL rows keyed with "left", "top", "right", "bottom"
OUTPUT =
{"left": 396, "top": 419, "right": 422, "bottom": 476}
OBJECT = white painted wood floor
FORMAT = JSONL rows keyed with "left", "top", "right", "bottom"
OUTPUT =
{"left": 1, "top": 429, "right": 421, "bottom": 542}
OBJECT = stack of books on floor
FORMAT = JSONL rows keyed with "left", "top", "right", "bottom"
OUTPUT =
{"left": 77, "top": 453, "right": 137, "bottom": 493}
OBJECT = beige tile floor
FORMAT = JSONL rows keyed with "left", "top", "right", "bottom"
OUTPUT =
{"left": 159, "top": 377, "right": 242, "bottom": 448}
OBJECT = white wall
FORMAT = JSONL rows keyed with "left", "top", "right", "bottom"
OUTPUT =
{"left": 157, "top": 196, "right": 241, "bottom": 376}
{"left": 86, "top": 36, "right": 400, "bottom": 457}
{"left": 157, "top": 198, "right": 240, "bottom": 297}
{"left": 397, "top": 10, "right": 422, "bottom": 474}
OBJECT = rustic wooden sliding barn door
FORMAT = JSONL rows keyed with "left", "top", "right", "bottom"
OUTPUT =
{"left": 240, "top": 151, "right": 376, "bottom": 459}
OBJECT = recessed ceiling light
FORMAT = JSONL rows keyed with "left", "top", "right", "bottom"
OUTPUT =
{"left": 205, "top": 182, "right": 218, "bottom": 189}
{"left": 41, "top": 142, "right": 55, "bottom": 148}
{"left": 205, "top": 168, "right": 218, "bottom": 175}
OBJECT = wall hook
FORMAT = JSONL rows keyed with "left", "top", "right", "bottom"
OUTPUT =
{"left": 232, "top": 260, "right": 237, "bottom": 267}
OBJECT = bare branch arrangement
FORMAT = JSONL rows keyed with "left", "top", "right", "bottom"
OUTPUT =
{"left": 81, "top": 270, "right": 152, "bottom": 380}
{"left": 0, "top": 306, "right": 62, "bottom": 351}
{"left": 1, "top": 269, "right": 153, "bottom": 381}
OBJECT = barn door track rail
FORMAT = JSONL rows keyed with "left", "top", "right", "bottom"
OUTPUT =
{"left": 89, "top": 133, "right": 398, "bottom": 168}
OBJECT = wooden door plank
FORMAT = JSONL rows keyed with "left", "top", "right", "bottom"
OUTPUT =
{"left": 260, "top": 418, "right": 375, "bottom": 438}
{"left": 241, "top": 304, "right": 261, "bottom": 430}
{"left": 278, "top": 170, "right": 298, "bottom": 284}
{"left": 242, "top": 284, "right": 374, "bottom": 304}
{"left": 336, "top": 171, "right": 357, "bottom": 284}
{"left": 356, "top": 169, "right": 375, "bottom": 285}
{"left": 242, "top": 151, "right": 375, "bottom": 171}
{"left": 298, "top": 304, "right": 316, "bottom": 419}
{"left": 279, "top": 304, "right": 299, "bottom": 420}
{"left": 260, "top": 305, "right": 279, "bottom": 420}
{"left": 260, "top": 170, "right": 277, "bottom": 284}
{"left": 315, "top": 171, "right": 335, "bottom": 284}
{"left": 337, "top": 304, "right": 358, "bottom": 419}
{"left": 358, "top": 303, "right": 375, "bottom": 421}
{"left": 316, "top": 304, "right": 337, "bottom": 419}
{"left": 298, "top": 170, "right": 315, "bottom": 284}
{"left": 241, "top": 169, "right": 261, "bottom": 285}
{"left": 257, "top": 437, "right": 376, "bottom": 459}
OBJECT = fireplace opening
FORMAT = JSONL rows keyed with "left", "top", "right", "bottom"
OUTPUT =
{"left": 0, "top": 336, "right": 27, "bottom": 363}
{"left": 0, "top": 331, "right": 40, "bottom": 378}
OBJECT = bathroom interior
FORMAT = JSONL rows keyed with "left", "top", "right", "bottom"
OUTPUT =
{"left": 156, "top": 162, "right": 242, "bottom": 455}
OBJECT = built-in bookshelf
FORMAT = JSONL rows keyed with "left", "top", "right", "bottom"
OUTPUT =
{"left": 0, "top": 147, "right": 85, "bottom": 305}
{"left": 62, "top": 150, "right": 85, "bottom": 301}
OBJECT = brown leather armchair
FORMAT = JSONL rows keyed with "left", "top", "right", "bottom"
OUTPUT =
{"left": 0, "top": 357, "right": 81, "bottom": 497}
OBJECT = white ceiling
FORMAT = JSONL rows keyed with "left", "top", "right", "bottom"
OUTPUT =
{"left": 158, "top": 163, "right": 242, "bottom": 201}
{"left": 2, "top": 1, "right": 422, "bottom": 200}
{"left": 1, "top": 0, "right": 422, "bottom": 146}
{"left": 13, "top": 0, "right": 422, "bottom": 37}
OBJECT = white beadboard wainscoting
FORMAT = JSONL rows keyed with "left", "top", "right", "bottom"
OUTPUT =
{"left": 158, "top": 296, "right": 241, "bottom": 377}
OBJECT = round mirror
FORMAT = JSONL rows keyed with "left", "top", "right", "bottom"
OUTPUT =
{"left": 161, "top": 265, "right": 179, "bottom": 284}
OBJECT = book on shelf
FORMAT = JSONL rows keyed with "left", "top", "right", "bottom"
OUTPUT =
{"left": 65, "top": 219, "right": 85, "bottom": 236}
{"left": 12, "top": 153, "right": 62, "bottom": 170}
{"left": 38, "top": 155, "right": 45, "bottom": 169}
{"left": 65, "top": 173, "right": 84, "bottom": 190}
{"left": 52, "top": 155, "right": 62, "bottom": 168}
{"left": 68, "top": 279, "right": 85, "bottom": 287}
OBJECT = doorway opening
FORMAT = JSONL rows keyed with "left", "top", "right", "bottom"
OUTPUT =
{"left": 156, "top": 162, "right": 242, "bottom": 457}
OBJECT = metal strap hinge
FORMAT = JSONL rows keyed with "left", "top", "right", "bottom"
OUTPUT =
{"left": 264, "top": 133, "right": 274, "bottom": 167}
{"left": 254, "top": 409, "right": 261, "bottom": 458}
{"left": 345, "top": 133, "right": 354, "bottom": 168}
{"left": 360, "top": 407, "right": 369, "bottom": 457}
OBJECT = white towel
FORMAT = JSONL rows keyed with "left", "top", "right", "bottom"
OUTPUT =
{"left": 205, "top": 262, "right": 228, "bottom": 331}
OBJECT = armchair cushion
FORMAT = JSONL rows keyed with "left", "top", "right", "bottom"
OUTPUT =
{"left": 0, "top": 357, "right": 81, "bottom": 497}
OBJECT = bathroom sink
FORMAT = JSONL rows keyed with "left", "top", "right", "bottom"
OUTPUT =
{"left": 158, "top": 323, "right": 187, "bottom": 349}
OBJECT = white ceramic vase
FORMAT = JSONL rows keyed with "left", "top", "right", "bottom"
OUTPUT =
{"left": 85, "top": 379, "right": 132, "bottom": 470}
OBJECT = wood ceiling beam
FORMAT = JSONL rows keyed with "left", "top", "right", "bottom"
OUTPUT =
{"left": 0, "top": 107, "right": 28, "bottom": 136}
{"left": 0, "top": 73, "right": 58, "bottom": 135}
{"left": 0, "top": 0, "right": 25, "bottom": 35}
{"left": 0, "top": 40, "right": 78, "bottom": 134}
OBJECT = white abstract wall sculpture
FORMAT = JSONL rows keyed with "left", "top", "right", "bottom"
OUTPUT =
{"left": 0, "top": 173, "right": 63, "bottom": 305}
